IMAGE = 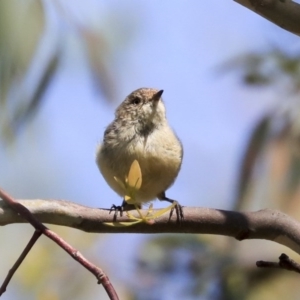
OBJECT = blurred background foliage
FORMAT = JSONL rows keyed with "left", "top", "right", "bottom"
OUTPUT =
{"left": 0, "top": 0, "right": 46, "bottom": 141}
{"left": 227, "top": 47, "right": 300, "bottom": 214}
{"left": 1, "top": 0, "right": 300, "bottom": 299}
{"left": 0, "top": 0, "right": 118, "bottom": 143}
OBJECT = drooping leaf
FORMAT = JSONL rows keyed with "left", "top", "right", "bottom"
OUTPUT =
{"left": 127, "top": 159, "right": 142, "bottom": 190}
{"left": 234, "top": 114, "right": 271, "bottom": 209}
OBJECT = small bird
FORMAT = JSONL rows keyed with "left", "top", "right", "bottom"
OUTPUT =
{"left": 96, "top": 88, "right": 183, "bottom": 218}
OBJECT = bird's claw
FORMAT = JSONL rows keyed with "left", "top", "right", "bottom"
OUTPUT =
{"left": 109, "top": 204, "right": 124, "bottom": 219}
{"left": 169, "top": 201, "right": 184, "bottom": 222}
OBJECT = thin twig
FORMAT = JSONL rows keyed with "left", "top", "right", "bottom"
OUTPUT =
{"left": 0, "top": 230, "right": 42, "bottom": 295}
{"left": 0, "top": 188, "right": 119, "bottom": 300}
{"left": 257, "top": 253, "right": 300, "bottom": 274}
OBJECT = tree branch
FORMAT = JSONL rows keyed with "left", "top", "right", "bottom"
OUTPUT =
{"left": 0, "top": 191, "right": 119, "bottom": 300}
{"left": 1, "top": 199, "right": 300, "bottom": 254}
{"left": 234, "top": 0, "right": 300, "bottom": 36}
{"left": 257, "top": 253, "right": 300, "bottom": 273}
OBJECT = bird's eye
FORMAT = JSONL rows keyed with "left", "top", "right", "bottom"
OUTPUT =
{"left": 131, "top": 97, "right": 141, "bottom": 105}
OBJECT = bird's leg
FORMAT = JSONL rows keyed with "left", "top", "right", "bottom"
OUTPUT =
{"left": 109, "top": 200, "right": 126, "bottom": 219}
{"left": 109, "top": 200, "right": 140, "bottom": 220}
{"left": 157, "top": 191, "right": 184, "bottom": 221}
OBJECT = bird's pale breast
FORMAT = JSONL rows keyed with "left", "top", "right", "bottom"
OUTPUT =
{"left": 97, "top": 125, "right": 182, "bottom": 203}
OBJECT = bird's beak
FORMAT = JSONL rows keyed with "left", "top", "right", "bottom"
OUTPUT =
{"left": 152, "top": 90, "right": 164, "bottom": 102}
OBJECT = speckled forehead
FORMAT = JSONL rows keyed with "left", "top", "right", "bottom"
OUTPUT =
{"left": 128, "top": 88, "right": 160, "bottom": 100}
